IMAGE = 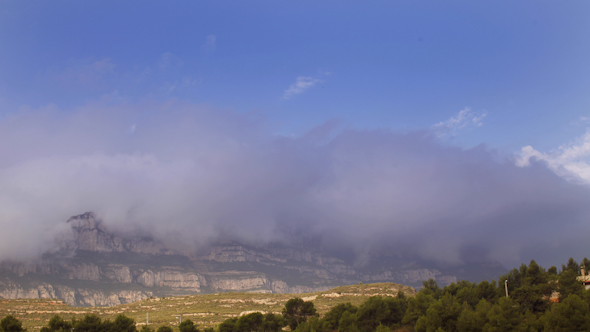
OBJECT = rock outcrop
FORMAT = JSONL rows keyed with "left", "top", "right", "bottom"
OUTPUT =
{"left": 64, "top": 212, "right": 172, "bottom": 255}
{"left": 0, "top": 279, "right": 152, "bottom": 306}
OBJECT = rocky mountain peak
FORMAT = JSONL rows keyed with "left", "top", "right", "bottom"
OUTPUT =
{"left": 64, "top": 212, "right": 123, "bottom": 253}
{"left": 67, "top": 212, "right": 104, "bottom": 232}
{"left": 63, "top": 212, "right": 170, "bottom": 255}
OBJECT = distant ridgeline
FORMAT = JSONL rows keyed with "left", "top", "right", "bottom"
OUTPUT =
{"left": 0, "top": 212, "right": 505, "bottom": 306}
{"left": 2, "top": 258, "right": 590, "bottom": 332}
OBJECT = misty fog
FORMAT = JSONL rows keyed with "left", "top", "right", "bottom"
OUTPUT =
{"left": 1, "top": 100, "right": 589, "bottom": 269}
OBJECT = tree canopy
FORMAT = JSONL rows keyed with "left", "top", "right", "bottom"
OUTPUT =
{"left": 0, "top": 315, "right": 26, "bottom": 332}
{"left": 282, "top": 298, "right": 317, "bottom": 330}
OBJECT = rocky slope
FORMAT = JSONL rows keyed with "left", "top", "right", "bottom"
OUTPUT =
{"left": 0, "top": 213, "right": 505, "bottom": 306}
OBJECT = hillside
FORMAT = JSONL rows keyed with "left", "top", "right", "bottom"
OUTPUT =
{"left": 0, "top": 282, "right": 416, "bottom": 331}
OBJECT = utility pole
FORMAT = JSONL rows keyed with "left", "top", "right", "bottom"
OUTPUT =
{"left": 146, "top": 313, "right": 149, "bottom": 326}
{"left": 505, "top": 280, "right": 509, "bottom": 297}
{"left": 175, "top": 312, "right": 182, "bottom": 325}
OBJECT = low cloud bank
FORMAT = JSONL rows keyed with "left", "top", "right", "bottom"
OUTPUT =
{"left": 1, "top": 100, "right": 589, "bottom": 268}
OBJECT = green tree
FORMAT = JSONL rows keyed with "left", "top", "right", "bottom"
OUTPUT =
{"left": 523, "top": 310, "right": 542, "bottom": 332}
{"left": 422, "top": 279, "right": 443, "bottom": 299}
{"left": 402, "top": 291, "right": 435, "bottom": 325}
{"left": 385, "top": 293, "right": 408, "bottom": 327}
{"left": 414, "top": 294, "right": 461, "bottom": 332}
{"left": 564, "top": 257, "right": 580, "bottom": 272}
{"left": 510, "top": 260, "right": 553, "bottom": 313}
{"left": 542, "top": 294, "right": 590, "bottom": 332}
{"left": 261, "top": 314, "right": 284, "bottom": 332}
{"left": 322, "top": 303, "right": 357, "bottom": 331}
{"left": 415, "top": 311, "right": 440, "bottom": 332}
{"left": 558, "top": 261, "right": 584, "bottom": 302}
{"left": 156, "top": 327, "right": 173, "bottom": 332}
{"left": 452, "top": 281, "right": 479, "bottom": 308}
{"left": 374, "top": 324, "right": 391, "bottom": 332}
{"left": 282, "top": 298, "right": 316, "bottom": 330}
{"left": 218, "top": 318, "right": 237, "bottom": 332}
{"left": 114, "top": 315, "right": 137, "bottom": 332}
{"left": 100, "top": 318, "right": 115, "bottom": 332}
{"left": 457, "top": 299, "right": 491, "bottom": 332}
{"left": 338, "top": 311, "right": 360, "bottom": 332}
{"left": 178, "top": 320, "right": 198, "bottom": 332}
{"left": 139, "top": 326, "right": 153, "bottom": 332}
{"left": 498, "top": 264, "right": 528, "bottom": 300}
{"left": 41, "top": 315, "right": 72, "bottom": 332}
{"left": 475, "top": 280, "right": 498, "bottom": 304}
{"left": 482, "top": 297, "right": 527, "bottom": 332}
{"left": 72, "top": 314, "right": 103, "bottom": 332}
{"left": 0, "top": 315, "right": 26, "bottom": 332}
{"left": 292, "top": 317, "right": 323, "bottom": 332}
{"left": 356, "top": 296, "right": 392, "bottom": 332}
{"left": 236, "top": 313, "right": 263, "bottom": 332}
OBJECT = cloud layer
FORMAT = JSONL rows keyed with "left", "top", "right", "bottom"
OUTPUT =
{"left": 1, "top": 101, "right": 589, "bottom": 268}
{"left": 517, "top": 129, "right": 590, "bottom": 184}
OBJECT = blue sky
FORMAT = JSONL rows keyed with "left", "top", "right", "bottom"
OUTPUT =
{"left": 1, "top": 1, "right": 590, "bottom": 268}
{"left": 2, "top": 1, "right": 589, "bottom": 149}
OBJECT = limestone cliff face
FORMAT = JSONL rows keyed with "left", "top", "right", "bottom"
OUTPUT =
{"left": 0, "top": 279, "right": 152, "bottom": 306}
{"left": 0, "top": 212, "right": 493, "bottom": 306}
{"left": 103, "top": 265, "right": 133, "bottom": 283}
{"left": 73, "top": 289, "right": 151, "bottom": 306}
{"left": 134, "top": 269, "right": 206, "bottom": 290}
{"left": 206, "top": 272, "right": 268, "bottom": 291}
{"left": 66, "top": 263, "right": 101, "bottom": 281}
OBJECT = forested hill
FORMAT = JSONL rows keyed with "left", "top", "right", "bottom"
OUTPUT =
{"left": 282, "top": 257, "right": 590, "bottom": 332}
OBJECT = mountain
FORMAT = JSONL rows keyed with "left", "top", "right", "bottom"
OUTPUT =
{"left": 0, "top": 213, "right": 506, "bottom": 306}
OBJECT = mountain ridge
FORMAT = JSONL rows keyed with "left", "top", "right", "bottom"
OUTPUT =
{"left": 0, "top": 212, "right": 505, "bottom": 306}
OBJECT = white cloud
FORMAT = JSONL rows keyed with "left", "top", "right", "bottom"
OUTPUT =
{"left": 433, "top": 107, "right": 487, "bottom": 137}
{"left": 516, "top": 130, "right": 590, "bottom": 184}
{"left": 201, "top": 35, "right": 216, "bottom": 54}
{"left": 283, "top": 76, "right": 322, "bottom": 99}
